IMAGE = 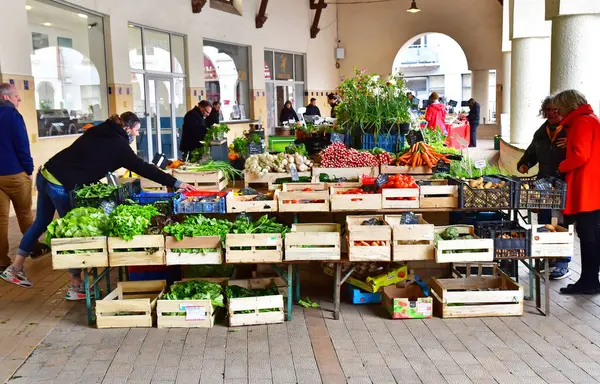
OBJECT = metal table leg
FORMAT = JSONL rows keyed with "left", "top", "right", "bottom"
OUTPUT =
{"left": 544, "top": 258, "right": 550, "bottom": 316}
{"left": 83, "top": 269, "right": 93, "bottom": 326}
{"left": 334, "top": 263, "right": 341, "bottom": 320}
{"left": 106, "top": 267, "right": 111, "bottom": 297}
{"left": 294, "top": 265, "right": 301, "bottom": 302}
{"left": 271, "top": 264, "right": 293, "bottom": 321}
{"left": 91, "top": 268, "right": 100, "bottom": 299}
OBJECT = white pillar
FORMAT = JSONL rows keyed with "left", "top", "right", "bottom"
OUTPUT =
{"left": 502, "top": 52, "right": 511, "bottom": 115}
{"left": 550, "top": 14, "right": 600, "bottom": 113}
{"left": 510, "top": 37, "right": 550, "bottom": 144}
{"left": 471, "top": 70, "right": 490, "bottom": 124}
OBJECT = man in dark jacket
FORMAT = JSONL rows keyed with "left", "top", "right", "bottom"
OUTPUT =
{"left": 518, "top": 96, "right": 570, "bottom": 280}
{"left": 305, "top": 98, "right": 321, "bottom": 116}
{"left": 328, "top": 93, "right": 340, "bottom": 118}
{"left": 205, "top": 101, "right": 221, "bottom": 127}
{"left": 180, "top": 100, "right": 212, "bottom": 155}
{"left": 0, "top": 84, "right": 47, "bottom": 268}
{"left": 467, "top": 98, "right": 480, "bottom": 147}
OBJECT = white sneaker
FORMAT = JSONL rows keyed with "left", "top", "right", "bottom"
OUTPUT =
{"left": 0, "top": 265, "right": 33, "bottom": 288}
{"left": 65, "top": 284, "right": 94, "bottom": 301}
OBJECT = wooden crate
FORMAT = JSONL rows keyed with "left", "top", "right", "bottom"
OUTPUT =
{"left": 381, "top": 187, "right": 420, "bottom": 209}
{"left": 330, "top": 187, "right": 382, "bottom": 212}
{"left": 227, "top": 278, "right": 285, "bottom": 326}
{"left": 51, "top": 237, "right": 108, "bottom": 269}
{"left": 385, "top": 214, "right": 435, "bottom": 261}
{"left": 226, "top": 191, "right": 278, "bottom": 213}
{"left": 435, "top": 226, "right": 494, "bottom": 263}
{"left": 108, "top": 235, "right": 165, "bottom": 267}
{"left": 165, "top": 236, "right": 223, "bottom": 265}
{"left": 323, "top": 181, "right": 363, "bottom": 189}
{"left": 419, "top": 180, "right": 459, "bottom": 208}
{"left": 312, "top": 166, "right": 379, "bottom": 182}
{"left": 172, "top": 169, "right": 227, "bottom": 191}
{"left": 347, "top": 215, "right": 391, "bottom": 261}
{"left": 96, "top": 280, "right": 166, "bottom": 328}
{"left": 278, "top": 183, "right": 330, "bottom": 212}
{"left": 531, "top": 222, "right": 575, "bottom": 258}
{"left": 225, "top": 233, "right": 283, "bottom": 263}
{"left": 381, "top": 165, "right": 432, "bottom": 175}
{"left": 285, "top": 223, "right": 341, "bottom": 261}
{"left": 243, "top": 171, "right": 312, "bottom": 190}
{"left": 431, "top": 268, "right": 523, "bottom": 318}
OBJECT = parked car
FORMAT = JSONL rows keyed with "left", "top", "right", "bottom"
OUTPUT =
{"left": 37, "top": 109, "right": 81, "bottom": 137}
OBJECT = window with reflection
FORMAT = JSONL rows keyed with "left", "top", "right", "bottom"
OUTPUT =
{"left": 27, "top": 0, "right": 108, "bottom": 137}
{"left": 203, "top": 40, "right": 250, "bottom": 121}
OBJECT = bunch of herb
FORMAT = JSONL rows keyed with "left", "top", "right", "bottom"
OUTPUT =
{"left": 226, "top": 284, "right": 279, "bottom": 299}
{"left": 285, "top": 143, "right": 308, "bottom": 157}
{"left": 45, "top": 207, "right": 109, "bottom": 244}
{"left": 163, "top": 215, "right": 233, "bottom": 243}
{"left": 449, "top": 158, "right": 506, "bottom": 179}
{"left": 230, "top": 215, "right": 289, "bottom": 237}
{"left": 232, "top": 136, "right": 249, "bottom": 157}
{"left": 108, "top": 204, "right": 160, "bottom": 240}
{"left": 185, "top": 160, "right": 242, "bottom": 184}
{"left": 74, "top": 184, "right": 118, "bottom": 199}
{"left": 163, "top": 280, "right": 224, "bottom": 308}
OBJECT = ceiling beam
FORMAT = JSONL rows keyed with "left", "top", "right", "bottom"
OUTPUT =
{"left": 256, "top": 0, "right": 269, "bottom": 28}
{"left": 191, "top": 0, "right": 208, "bottom": 13}
{"left": 310, "top": 0, "right": 328, "bottom": 39}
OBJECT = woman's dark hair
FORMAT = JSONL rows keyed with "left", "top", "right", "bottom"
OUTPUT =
{"left": 284, "top": 100, "right": 292, "bottom": 108}
{"left": 539, "top": 96, "right": 553, "bottom": 118}
{"left": 109, "top": 112, "right": 140, "bottom": 128}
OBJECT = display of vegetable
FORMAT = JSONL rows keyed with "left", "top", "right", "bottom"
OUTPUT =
{"left": 230, "top": 215, "right": 289, "bottom": 236}
{"left": 462, "top": 177, "right": 507, "bottom": 190}
{"left": 181, "top": 160, "right": 242, "bottom": 184}
{"left": 382, "top": 174, "right": 418, "bottom": 190}
{"left": 244, "top": 152, "right": 313, "bottom": 176}
{"left": 108, "top": 204, "right": 160, "bottom": 240}
{"left": 395, "top": 142, "right": 450, "bottom": 168}
{"left": 448, "top": 158, "right": 506, "bottom": 179}
{"left": 45, "top": 207, "right": 109, "bottom": 244}
{"left": 285, "top": 143, "right": 308, "bottom": 157}
{"left": 74, "top": 184, "right": 118, "bottom": 199}
{"left": 163, "top": 215, "right": 232, "bottom": 242}
{"left": 319, "top": 143, "right": 390, "bottom": 168}
{"left": 163, "top": 280, "right": 224, "bottom": 308}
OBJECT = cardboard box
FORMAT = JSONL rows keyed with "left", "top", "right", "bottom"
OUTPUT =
{"left": 383, "top": 285, "right": 432, "bottom": 319}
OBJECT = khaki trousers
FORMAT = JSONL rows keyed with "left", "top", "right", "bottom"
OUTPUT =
{"left": 0, "top": 172, "right": 33, "bottom": 265}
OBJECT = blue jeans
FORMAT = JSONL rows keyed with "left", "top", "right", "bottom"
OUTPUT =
{"left": 538, "top": 209, "right": 572, "bottom": 266}
{"left": 18, "top": 173, "right": 79, "bottom": 277}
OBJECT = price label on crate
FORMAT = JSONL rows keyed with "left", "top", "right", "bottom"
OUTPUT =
{"left": 406, "top": 130, "right": 424, "bottom": 146}
{"left": 289, "top": 163, "right": 299, "bottom": 181}
{"left": 474, "top": 159, "right": 487, "bottom": 169}
{"left": 180, "top": 304, "right": 206, "bottom": 321}
{"left": 331, "top": 132, "right": 345, "bottom": 143}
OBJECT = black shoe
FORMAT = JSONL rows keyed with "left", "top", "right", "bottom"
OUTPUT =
{"left": 30, "top": 243, "right": 51, "bottom": 259}
{"left": 560, "top": 283, "right": 600, "bottom": 295}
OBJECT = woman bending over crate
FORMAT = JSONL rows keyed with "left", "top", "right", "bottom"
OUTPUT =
{"left": 1, "top": 112, "right": 195, "bottom": 300}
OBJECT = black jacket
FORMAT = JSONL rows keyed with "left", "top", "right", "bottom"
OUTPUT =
{"left": 517, "top": 121, "right": 567, "bottom": 177}
{"left": 205, "top": 108, "right": 220, "bottom": 128}
{"left": 279, "top": 108, "right": 299, "bottom": 124}
{"left": 467, "top": 102, "right": 480, "bottom": 124}
{"left": 330, "top": 102, "right": 339, "bottom": 118}
{"left": 180, "top": 107, "right": 207, "bottom": 152}
{"left": 45, "top": 119, "right": 177, "bottom": 191}
{"left": 305, "top": 104, "right": 321, "bottom": 116}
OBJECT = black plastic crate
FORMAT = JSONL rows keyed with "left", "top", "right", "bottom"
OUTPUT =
{"left": 455, "top": 175, "right": 515, "bottom": 209}
{"left": 475, "top": 220, "right": 530, "bottom": 260}
{"left": 513, "top": 176, "right": 567, "bottom": 210}
{"left": 69, "top": 180, "right": 138, "bottom": 211}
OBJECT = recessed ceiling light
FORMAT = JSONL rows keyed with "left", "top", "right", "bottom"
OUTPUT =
{"left": 25, "top": 5, "right": 32, "bottom": 10}
{"left": 77, "top": 13, "right": 88, "bottom": 19}
{"left": 42, "top": 22, "right": 52, "bottom": 27}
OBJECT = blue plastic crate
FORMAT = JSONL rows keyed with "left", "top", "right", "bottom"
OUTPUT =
{"left": 346, "top": 284, "right": 382, "bottom": 304}
{"left": 131, "top": 191, "right": 176, "bottom": 205}
{"left": 173, "top": 191, "right": 227, "bottom": 214}
{"left": 361, "top": 133, "right": 398, "bottom": 153}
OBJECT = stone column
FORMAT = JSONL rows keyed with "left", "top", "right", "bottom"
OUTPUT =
{"left": 508, "top": 0, "right": 551, "bottom": 144}
{"left": 501, "top": 52, "right": 511, "bottom": 115}
{"left": 471, "top": 70, "right": 490, "bottom": 124}
{"left": 550, "top": 14, "right": 600, "bottom": 113}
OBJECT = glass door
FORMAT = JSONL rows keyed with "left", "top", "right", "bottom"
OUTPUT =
{"left": 275, "top": 83, "right": 295, "bottom": 125}
{"left": 145, "top": 76, "right": 177, "bottom": 160}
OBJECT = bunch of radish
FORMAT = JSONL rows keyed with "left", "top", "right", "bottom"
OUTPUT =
{"left": 319, "top": 143, "right": 390, "bottom": 168}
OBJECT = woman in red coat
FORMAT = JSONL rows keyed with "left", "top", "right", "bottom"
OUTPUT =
{"left": 425, "top": 92, "right": 447, "bottom": 133}
{"left": 554, "top": 90, "right": 600, "bottom": 294}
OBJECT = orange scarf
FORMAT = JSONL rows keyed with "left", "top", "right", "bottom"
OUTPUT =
{"left": 546, "top": 125, "right": 563, "bottom": 144}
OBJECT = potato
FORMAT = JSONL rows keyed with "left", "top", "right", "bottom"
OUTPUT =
{"left": 484, "top": 181, "right": 493, "bottom": 189}
{"left": 544, "top": 224, "right": 556, "bottom": 232}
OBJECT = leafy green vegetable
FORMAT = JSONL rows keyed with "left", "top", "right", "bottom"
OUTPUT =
{"left": 185, "top": 160, "right": 242, "bottom": 184}
{"left": 163, "top": 215, "right": 232, "bottom": 243}
{"left": 45, "top": 207, "right": 109, "bottom": 244}
{"left": 230, "top": 215, "right": 289, "bottom": 237}
{"left": 285, "top": 143, "right": 308, "bottom": 157}
{"left": 75, "top": 184, "right": 118, "bottom": 199}
{"left": 299, "top": 297, "right": 320, "bottom": 308}
{"left": 226, "top": 284, "right": 279, "bottom": 299}
{"left": 441, "top": 227, "right": 460, "bottom": 240}
{"left": 108, "top": 204, "right": 160, "bottom": 240}
{"left": 163, "top": 280, "right": 224, "bottom": 308}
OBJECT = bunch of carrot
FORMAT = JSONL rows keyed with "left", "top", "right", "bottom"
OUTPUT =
{"left": 395, "top": 142, "right": 450, "bottom": 168}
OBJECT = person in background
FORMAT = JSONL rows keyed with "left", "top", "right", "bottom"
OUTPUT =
{"left": 305, "top": 98, "right": 321, "bottom": 116}
{"left": 205, "top": 101, "right": 221, "bottom": 127}
{"left": 407, "top": 92, "right": 418, "bottom": 110}
{"left": 279, "top": 101, "right": 299, "bottom": 124}
{"left": 467, "top": 98, "right": 480, "bottom": 147}
{"left": 0, "top": 112, "right": 195, "bottom": 298}
{"left": 425, "top": 92, "right": 446, "bottom": 132}
{"left": 517, "top": 96, "right": 571, "bottom": 280}
{"left": 328, "top": 93, "right": 340, "bottom": 118}
{"left": 551, "top": 90, "right": 600, "bottom": 294}
{"left": 0, "top": 83, "right": 50, "bottom": 270}
{"left": 180, "top": 100, "right": 212, "bottom": 157}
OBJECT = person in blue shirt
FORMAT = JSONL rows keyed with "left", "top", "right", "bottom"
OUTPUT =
{"left": 0, "top": 83, "right": 49, "bottom": 269}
